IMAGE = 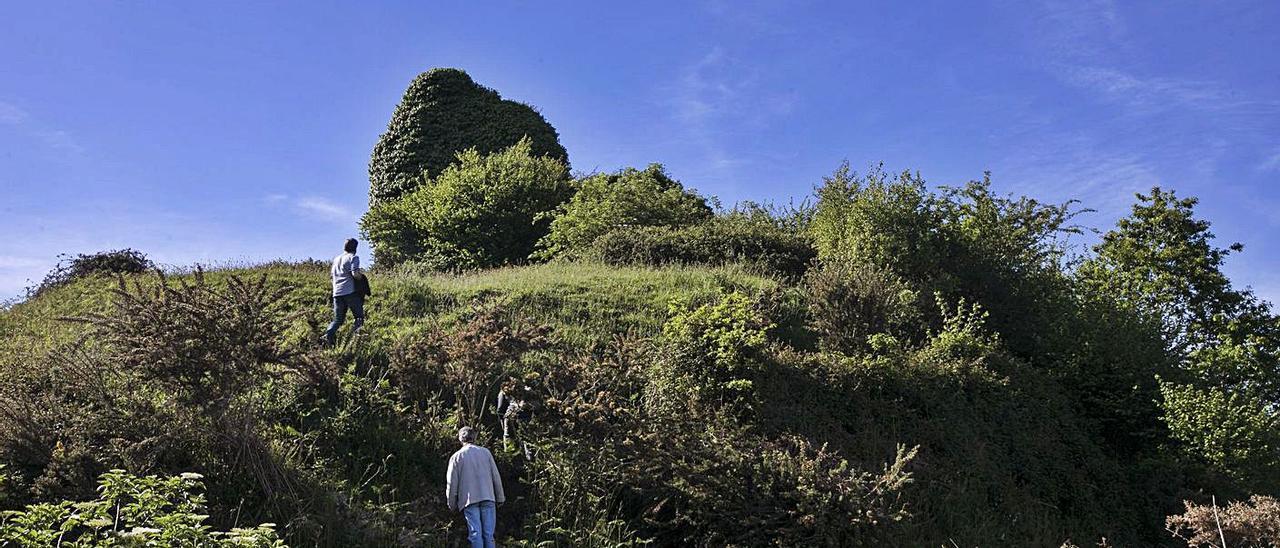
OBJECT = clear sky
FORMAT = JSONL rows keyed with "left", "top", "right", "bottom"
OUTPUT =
{"left": 2, "top": 1, "right": 1278, "bottom": 303}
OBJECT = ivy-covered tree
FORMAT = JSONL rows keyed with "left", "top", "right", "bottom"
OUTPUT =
{"left": 536, "top": 164, "right": 713, "bottom": 259}
{"left": 368, "top": 68, "right": 569, "bottom": 204}
{"left": 361, "top": 138, "right": 572, "bottom": 270}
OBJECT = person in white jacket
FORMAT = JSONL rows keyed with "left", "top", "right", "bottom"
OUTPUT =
{"left": 446, "top": 427, "right": 505, "bottom": 548}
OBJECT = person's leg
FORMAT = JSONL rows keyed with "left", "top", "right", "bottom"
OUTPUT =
{"left": 349, "top": 294, "right": 365, "bottom": 336}
{"left": 324, "top": 295, "right": 348, "bottom": 345}
{"left": 479, "top": 500, "right": 497, "bottom": 548}
{"left": 501, "top": 417, "right": 512, "bottom": 451}
{"left": 462, "top": 503, "right": 484, "bottom": 548}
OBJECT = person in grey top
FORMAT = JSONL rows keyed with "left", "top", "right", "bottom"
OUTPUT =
{"left": 447, "top": 427, "right": 505, "bottom": 548}
{"left": 323, "top": 238, "right": 365, "bottom": 346}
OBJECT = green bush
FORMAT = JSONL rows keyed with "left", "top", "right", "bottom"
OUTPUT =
{"left": 1161, "top": 382, "right": 1280, "bottom": 492}
{"left": 803, "top": 259, "right": 921, "bottom": 354}
{"left": 537, "top": 164, "right": 713, "bottom": 259}
{"left": 362, "top": 138, "right": 573, "bottom": 269}
{"left": 588, "top": 219, "right": 815, "bottom": 278}
{"left": 809, "top": 164, "right": 1082, "bottom": 360}
{"left": 648, "top": 291, "right": 772, "bottom": 413}
{"left": 368, "top": 68, "right": 568, "bottom": 204}
{"left": 0, "top": 470, "right": 284, "bottom": 547}
{"left": 809, "top": 163, "right": 943, "bottom": 278}
{"left": 30, "top": 249, "right": 152, "bottom": 298}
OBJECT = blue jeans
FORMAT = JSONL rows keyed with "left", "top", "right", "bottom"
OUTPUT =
{"left": 324, "top": 293, "right": 364, "bottom": 345}
{"left": 462, "top": 501, "right": 496, "bottom": 548}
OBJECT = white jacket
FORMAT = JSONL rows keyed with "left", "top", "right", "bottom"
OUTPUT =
{"left": 445, "top": 444, "right": 505, "bottom": 511}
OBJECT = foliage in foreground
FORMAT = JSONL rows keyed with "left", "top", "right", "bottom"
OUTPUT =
{"left": 0, "top": 469, "right": 283, "bottom": 547}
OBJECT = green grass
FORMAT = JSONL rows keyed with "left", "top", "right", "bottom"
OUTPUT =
{"left": 0, "top": 260, "right": 778, "bottom": 374}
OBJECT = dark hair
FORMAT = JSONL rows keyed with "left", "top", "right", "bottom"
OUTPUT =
{"left": 344, "top": 238, "right": 358, "bottom": 253}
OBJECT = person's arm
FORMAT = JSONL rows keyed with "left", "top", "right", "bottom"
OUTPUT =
{"left": 445, "top": 454, "right": 460, "bottom": 511}
{"left": 350, "top": 254, "right": 362, "bottom": 275}
{"left": 496, "top": 391, "right": 508, "bottom": 416}
{"left": 489, "top": 452, "right": 505, "bottom": 504}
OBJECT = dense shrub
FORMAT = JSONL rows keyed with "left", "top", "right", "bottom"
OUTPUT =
{"left": 368, "top": 68, "right": 568, "bottom": 204}
{"left": 31, "top": 249, "right": 152, "bottom": 298}
{"left": 0, "top": 470, "right": 284, "bottom": 547}
{"left": 1161, "top": 382, "right": 1280, "bottom": 492}
{"left": 65, "top": 271, "right": 296, "bottom": 414}
{"left": 1166, "top": 495, "right": 1280, "bottom": 547}
{"left": 648, "top": 291, "right": 772, "bottom": 413}
{"left": 810, "top": 163, "right": 943, "bottom": 278}
{"left": 803, "top": 259, "right": 921, "bottom": 353}
{"left": 809, "top": 164, "right": 1082, "bottom": 359}
{"left": 390, "top": 301, "right": 551, "bottom": 426}
{"left": 588, "top": 219, "right": 815, "bottom": 278}
{"left": 0, "top": 270, "right": 320, "bottom": 537}
{"left": 361, "top": 138, "right": 573, "bottom": 269}
{"left": 514, "top": 321, "right": 918, "bottom": 547}
{"left": 537, "top": 164, "right": 713, "bottom": 259}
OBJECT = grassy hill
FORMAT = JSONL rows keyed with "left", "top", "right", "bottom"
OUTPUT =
{"left": 0, "top": 260, "right": 1195, "bottom": 546}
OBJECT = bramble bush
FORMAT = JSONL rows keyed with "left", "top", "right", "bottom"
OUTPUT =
{"left": 803, "top": 259, "right": 921, "bottom": 354}
{"left": 29, "top": 249, "right": 152, "bottom": 298}
{"left": 1166, "top": 495, "right": 1280, "bottom": 547}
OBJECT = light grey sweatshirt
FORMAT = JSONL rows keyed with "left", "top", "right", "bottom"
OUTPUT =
{"left": 330, "top": 252, "right": 361, "bottom": 296}
{"left": 445, "top": 444, "right": 505, "bottom": 511}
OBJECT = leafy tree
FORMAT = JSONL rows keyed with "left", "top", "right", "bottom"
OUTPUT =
{"left": 1080, "top": 187, "right": 1252, "bottom": 353}
{"left": 809, "top": 164, "right": 1083, "bottom": 357}
{"left": 368, "top": 68, "right": 568, "bottom": 204}
{"left": 1080, "top": 187, "right": 1280, "bottom": 491}
{"left": 361, "top": 138, "right": 572, "bottom": 270}
{"left": 536, "top": 164, "right": 713, "bottom": 259}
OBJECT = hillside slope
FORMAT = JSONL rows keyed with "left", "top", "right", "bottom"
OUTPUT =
{"left": 0, "top": 261, "right": 1182, "bottom": 546}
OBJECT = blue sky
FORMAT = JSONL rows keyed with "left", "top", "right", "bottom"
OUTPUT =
{"left": 2, "top": 1, "right": 1278, "bottom": 302}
